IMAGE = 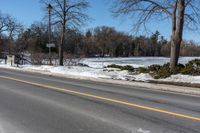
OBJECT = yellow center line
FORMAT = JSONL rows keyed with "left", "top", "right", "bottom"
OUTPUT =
{"left": 0, "top": 75, "right": 200, "bottom": 121}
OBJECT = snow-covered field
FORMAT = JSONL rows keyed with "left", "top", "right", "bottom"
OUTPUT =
{"left": 0, "top": 57, "right": 200, "bottom": 84}
{"left": 79, "top": 57, "right": 200, "bottom": 68}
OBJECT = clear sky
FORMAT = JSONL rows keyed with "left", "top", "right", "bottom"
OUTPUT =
{"left": 0, "top": 0, "right": 199, "bottom": 42}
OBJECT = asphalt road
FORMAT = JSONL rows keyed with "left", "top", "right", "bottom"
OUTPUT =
{"left": 0, "top": 68, "right": 199, "bottom": 133}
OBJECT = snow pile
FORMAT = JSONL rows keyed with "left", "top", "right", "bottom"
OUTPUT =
{"left": 49, "top": 66, "right": 110, "bottom": 79}
{"left": 102, "top": 68, "right": 153, "bottom": 81}
{"left": 137, "top": 128, "right": 150, "bottom": 133}
{"left": 0, "top": 63, "right": 154, "bottom": 82}
{"left": 15, "top": 65, "right": 153, "bottom": 82}
{"left": 20, "top": 65, "right": 111, "bottom": 79}
{"left": 160, "top": 74, "right": 200, "bottom": 84}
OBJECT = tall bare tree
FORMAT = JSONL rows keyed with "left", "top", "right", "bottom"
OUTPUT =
{"left": 0, "top": 13, "right": 7, "bottom": 37}
{"left": 112, "top": 0, "right": 200, "bottom": 69}
{"left": 41, "top": 0, "right": 90, "bottom": 66}
{"left": 5, "top": 15, "right": 23, "bottom": 54}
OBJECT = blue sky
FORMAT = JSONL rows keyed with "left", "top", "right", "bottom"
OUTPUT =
{"left": 0, "top": 0, "right": 199, "bottom": 42}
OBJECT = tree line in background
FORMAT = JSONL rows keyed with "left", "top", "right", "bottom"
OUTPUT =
{"left": 1, "top": 19, "right": 200, "bottom": 61}
{"left": 0, "top": 0, "right": 200, "bottom": 68}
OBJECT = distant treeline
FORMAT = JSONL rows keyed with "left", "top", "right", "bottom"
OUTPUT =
{"left": 1, "top": 22, "right": 200, "bottom": 58}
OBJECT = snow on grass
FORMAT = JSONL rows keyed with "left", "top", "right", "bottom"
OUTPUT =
{"left": 18, "top": 65, "right": 153, "bottom": 81}
{"left": 80, "top": 57, "right": 200, "bottom": 68}
{"left": 0, "top": 57, "right": 200, "bottom": 84}
{"left": 49, "top": 66, "right": 110, "bottom": 79}
{"left": 0, "top": 63, "right": 153, "bottom": 82}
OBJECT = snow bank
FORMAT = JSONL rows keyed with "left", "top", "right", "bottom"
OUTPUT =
{"left": 0, "top": 63, "right": 154, "bottom": 82}
{"left": 159, "top": 74, "right": 200, "bottom": 84}
{"left": 0, "top": 57, "right": 200, "bottom": 84}
{"left": 1, "top": 64, "right": 200, "bottom": 84}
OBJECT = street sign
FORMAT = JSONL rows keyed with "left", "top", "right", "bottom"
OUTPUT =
{"left": 46, "top": 43, "right": 55, "bottom": 65}
{"left": 46, "top": 43, "right": 55, "bottom": 48}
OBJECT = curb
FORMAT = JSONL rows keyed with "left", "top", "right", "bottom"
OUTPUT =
{"left": 149, "top": 80, "right": 200, "bottom": 88}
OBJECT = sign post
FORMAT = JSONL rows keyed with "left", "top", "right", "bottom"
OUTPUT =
{"left": 6, "top": 55, "right": 15, "bottom": 66}
{"left": 46, "top": 43, "right": 55, "bottom": 65}
{"left": 47, "top": 4, "right": 53, "bottom": 65}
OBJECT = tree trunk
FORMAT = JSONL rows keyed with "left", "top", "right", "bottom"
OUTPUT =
{"left": 170, "top": 0, "right": 185, "bottom": 69}
{"left": 59, "top": 0, "right": 66, "bottom": 66}
{"left": 170, "top": 38, "right": 181, "bottom": 68}
{"left": 59, "top": 30, "right": 64, "bottom": 66}
{"left": 8, "top": 40, "right": 12, "bottom": 55}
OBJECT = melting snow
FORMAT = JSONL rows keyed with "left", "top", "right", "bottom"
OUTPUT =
{"left": 0, "top": 57, "right": 200, "bottom": 84}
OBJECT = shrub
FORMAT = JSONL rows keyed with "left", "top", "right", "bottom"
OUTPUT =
{"left": 107, "top": 59, "right": 200, "bottom": 79}
{"left": 150, "top": 64, "right": 171, "bottom": 79}
{"left": 148, "top": 64, "right": 161, "bottom": 72}
{"left": 107, "top": 64, "right": 135, "bottom": 72}
{"left": 188, "top": 59, "right": 200, "bottom": 67}
{"left": 149, "top": 63, "right": 184, "bottom": 79}
{"left": 181, "top": 59, "right": 200, "bottom": 75}
{"left": 163, "top": 63, "right": 170, "bottom": 68}
{"left": 171, "top": 64, "right": 185, "bottom": 74}
{"left": 107, "top": 64, "right": 123, "bottom": 69}
{"left": 121, "top": 65, "right": 135, "bottom": 72}
{"left": 138, "top": 67, "right": 149, "bottom": 73}
{"left": 153, "top": 68, "right": 172, "bottom": 79}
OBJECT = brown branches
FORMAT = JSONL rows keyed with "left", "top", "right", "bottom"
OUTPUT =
{"left": 41, "top": 0, "right": 90, "bottom": 29}
{"left": 112, "top": 0, "right": 200, "bottom": 33}
{"left": 41, "top": 0, "right": 90, "bottom": 65}
{"left": 112, "top": 0, "right": 173, "bottom": 27}
{"left": 0, "top": 13, "right": 23, "bottom": 39}
{"left": 112, "top": 0, "right": 200, "bottom": 68}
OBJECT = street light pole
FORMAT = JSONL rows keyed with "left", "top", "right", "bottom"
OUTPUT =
{"left": 47, "top": 4, "right": 53, "bottom": 65}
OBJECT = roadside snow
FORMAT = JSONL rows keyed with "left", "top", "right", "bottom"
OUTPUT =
{"left": 136, "top": 128, "right": 150, "bottom": 133}
{"left": 1, "top": 64, "right": 200, "bottom": 84}
{"left": 159, "top": 74, "right": 200, "bottom": 84}
{"left": 0, "top": 64, "right": 153, "bottom": 81}
{"left": 0, "top": 57, "right": 200, "bottom": 84}
{"left": 0, "top": 59, "right": 4, "bottom": 64}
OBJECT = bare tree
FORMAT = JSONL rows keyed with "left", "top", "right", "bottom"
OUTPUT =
{"left": 41, "top": 0, "right": 90, "bottom": 66}
{"left": 5, "top": 15, "right": 23, "bottom": 54}
{"left": 112, "top": 0, "right": 200, "bottom": 69}
{"left": 94, "top": 26, "right": 116, "bottom": 57}
{"left": 6, "top": 16, "right": 23, "bottom": 39}
{"left": 0, "top": 13, "right": 8, "bottom": 37}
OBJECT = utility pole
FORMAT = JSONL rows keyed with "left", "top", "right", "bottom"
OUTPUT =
{"left": 47, "top": 4, "right": 53, "bottom": 65}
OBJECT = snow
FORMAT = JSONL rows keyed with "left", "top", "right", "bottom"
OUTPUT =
{"left": 160, "top": 74, "right": 200, "bottom": 84}
{"left": 136, "top": 128, "right": 150, "bottom": 133}
{"left": 0, "top": 64, "right": 153, "bottom": 81}
{"left": 80, "top": 57, "right": 200, "bottom": 68}
{"left": 0, "top": 57, "right": 200, "bottom": 84}
{"left": 0, "top": 59, "right": 5, "bottom": 64}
